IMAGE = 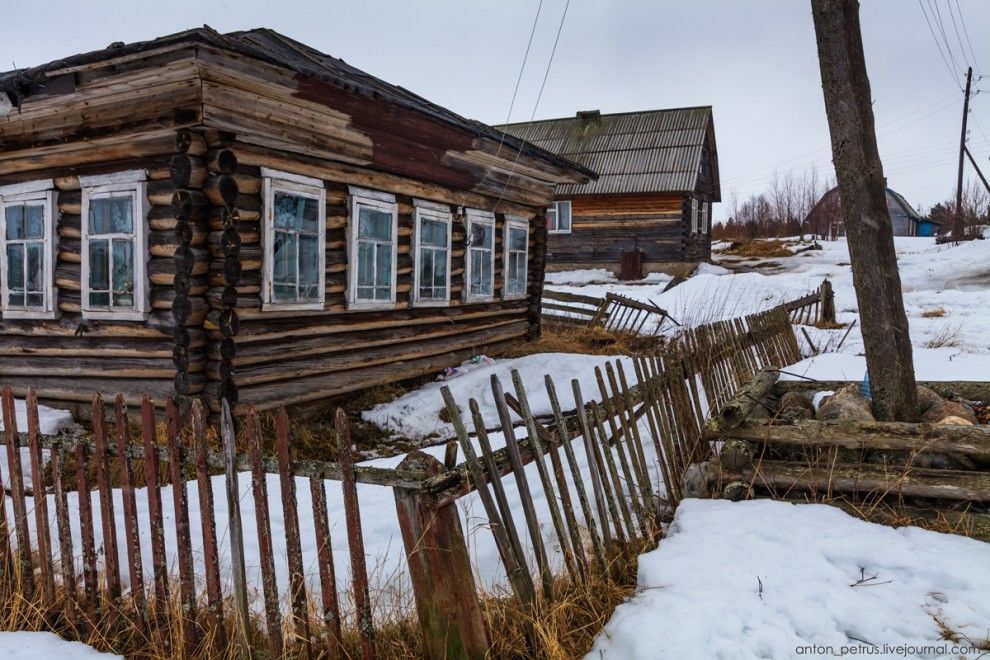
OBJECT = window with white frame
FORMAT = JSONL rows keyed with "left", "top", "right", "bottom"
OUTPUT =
{"left": 465, "top": 209, "right": 495, "bottom": 301}
{"left": 261, "top": 168, "right": 326, "bottom": 310}
{"left": 503, "top": 217, "right": 529, "bottom": 299}
{"left": 348, "top": 188, "right": 397, "bottom": 308}
{"left": 546, "top": 200, "right": 571, "bottom": 234}
{"left": 700, "top": 201, "right": 709, "bottom": 233}
{"left": 690, "top": 198, "right": 699, "bottom": 234}
{"left": 81, "top": 171, "right": 148, "bottom": 320}
{"left": 0, "top": 181, "right": 57, "bottom": 319}
{"left": 412, "top": 201, "right": 451, "bottom": 305}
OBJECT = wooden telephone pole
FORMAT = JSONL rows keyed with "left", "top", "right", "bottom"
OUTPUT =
{"left": 953, "top": 66, "right": 974, "bottom": 241}
{"left": 811, "top": 0, "right": 918, "bottom": 421}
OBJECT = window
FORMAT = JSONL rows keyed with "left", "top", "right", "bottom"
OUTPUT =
{"left": 464, "top": 209, "right": 495, "bottom": 301}
{"left": 690, "top": 198, "right": 699, "bottom": 234}
{"left": 503, "top": 217, "right": 529, "bottom": 299}
{"left": 700, "top": 202, "right": 709, "bottom": 234}
{"left": 412, "top": 201, "right": 452, "bottom": 306}
{"left": 262, "top": 168, "right": 326, "bottom": 310}
{"left": 81, "top": 171, "right": 148, "bottom": 320}
{"left": 546, "top": 200, "right": 571, "bottom": 234}
{"left": 347, "top": 188, "right": 397, "bottom": 309}
{"left": 0, "top": 180, "right": 57, "bottom": 319}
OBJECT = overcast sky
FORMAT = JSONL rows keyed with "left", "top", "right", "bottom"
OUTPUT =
{"left": 3, "top": 1, "right": 988, "bottom": 221}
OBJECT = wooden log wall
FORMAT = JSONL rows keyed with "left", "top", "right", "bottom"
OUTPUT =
{"left": 0, "top": 129, "right": 209, "bottom": 413}
{"left": 547, "top": 193, "right": 697, "bottom": 272}
{"left": 197, "top": 140, "right": 546, "bottom": 414}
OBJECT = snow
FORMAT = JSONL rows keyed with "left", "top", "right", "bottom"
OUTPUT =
{"left": 588, "top": 499, "right": 990, "bottom": 659}
{"left": 0, "top": 632, "right": 121, "bottom": 659}
{"left": 362, "top": 353, "right": 636, "bottom": 441}
{"left": 0, "top": 400, "right": 76, "bottom": 491}
{"left": 545, "top": 268, "right": 617, "bottom": 285}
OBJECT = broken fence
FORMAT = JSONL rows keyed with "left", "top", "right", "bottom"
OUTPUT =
{"left": 0, "top": 304, "right": 803, "bottom": 658}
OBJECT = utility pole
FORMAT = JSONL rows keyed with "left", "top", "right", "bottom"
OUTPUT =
{"left": 811, "top": 0, "right": 918, "bottom": 422}
{"left": 954, "top": 66, "right": 973, "bottom": 241}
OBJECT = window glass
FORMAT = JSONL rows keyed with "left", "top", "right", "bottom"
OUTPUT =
{"left": 5, "top": 205, "right": 23, "bottom": 240}
{"left": 546, "top": 207, "right": 557, "bottom": 232}
{"left": 85, "top": 192, "right": 139, "bottom": 311}
{"left": 354, "top": 203, "right": 395, "bottom": 302}
{"left": 505, "top": 225, "right": 528, "bottom": 296}
{"left": 270, "top": 190, "right": 322, "bottom": 303}
{"left": 416, "top": 215, "right": 449, "bottom": 301}
{"left": 89, "top": 196, "right": 133, "bottom": 234}
{"left": 557, "top": 201, "right": 571, "bottom": 232}
{"left": 468, "top": 217, "right": 494, "bottom": 298}
{"left": 4, "top": 201, "right": 49, "bottom": 312}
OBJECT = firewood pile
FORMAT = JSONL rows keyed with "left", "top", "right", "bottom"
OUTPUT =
{"left": 694, "top": 371, "right": 990, "bottom": 540}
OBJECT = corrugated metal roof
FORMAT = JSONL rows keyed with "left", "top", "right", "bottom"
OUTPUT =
{"left": 495, "top": 107, "right": 715, "bottom": 195}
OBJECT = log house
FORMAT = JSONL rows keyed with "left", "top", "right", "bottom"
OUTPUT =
{"left": 0, "top": 28, "right": 593, "bottom": 415}
{"left": 497, "top": 107, "right": 721, "bottom": 278}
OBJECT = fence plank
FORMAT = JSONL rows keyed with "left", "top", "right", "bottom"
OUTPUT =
{"left": 510, "top": 370, "right": 579, "bottom": 584}
{"left": 587, "top": 407, "right": 629, "bottom": 546}
{"left": 140, "top": 397, "right": 169, "bottom": 611}
{"left": 115, "top": 396, "right": 148, "bottom": 638}
{"left": 490, "top": 376, "right": 554, "bottom": 600}
{"left": 335, "top": 408, "right": 376, "bottom": 660}
{"left": 546, "top": 375, "right": 606, "bottom": 574}
{"left": 276, "top": 408, "right": 311, "bottom": 655}
{"left": 310, "top": 473, "right": 343, "bottom": 657}
{"left": 90, "top": 395, "right": 121, "bottom": 612}
{"left": 165, "top": 399, "right": 198, "bottom": 655}
{"left": 50, "top": 444, "right": 77, "bottom": 625}
{"left": 247, "top": 408, "right": 283, "bottom": 658}
{"left": 221, "top": 399, "right": 250, "bottom": 652}
{"left": 592, "top": 369, "right": 639, "bottom": 537}
{"left": 26, "top": 390, "right": 54, "bottom": 601}
{"left": 2, "top": 387, "right": 34, "bottom": 596}
{"left": 615, "top": 361, "right": 658, "bottom": 530}
{"left": 74, "top": 440, "right": 98, "bottom": 628}
{"left": 193, "top": 401, "right": 226, "bottom": 652}
{"left": 571, "top": 380, "right": 614, "bottom": 553}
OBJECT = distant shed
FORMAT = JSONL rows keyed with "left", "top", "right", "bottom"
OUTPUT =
{"left": 497, "top": 107, "right": 720, "bottom": 278}
{"left": 807, "top": 184, "right": 934, "bottom": 238}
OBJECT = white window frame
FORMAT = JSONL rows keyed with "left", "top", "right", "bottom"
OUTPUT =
{"left": 690, "top": 198, "right": 699, "bottom": 234}
{"left": 700, "top": 201, "right": 709, "bottom": 234}
{"left": 502, "top": 216, "right": 529, "bottom": 301}
{"left": 346, "top": 190, "right": 398, "bottom": 310}
{"left": 464, "top": 209, "right": 496, "bottom": 303}
{"left": 547, "top": 200, "right": 572, "bottom": 234}
{"left": 80, "top": 171, "right": 149, "bottom": 321}
{"left": 0, "top": 180, "right": 58, "bottom": 319}
{"left": 261, "top": 168, "right": 327, "bottom": 311}
{"left": 411, "top": 200, "right": 452, "bottom": 307}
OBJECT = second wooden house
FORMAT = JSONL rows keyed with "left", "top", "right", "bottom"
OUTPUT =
{"left": 0, "top": 27, "right": 593, "bottom": 416}
{"left": 497, "top": 107, "right": 721, "bottom": 278}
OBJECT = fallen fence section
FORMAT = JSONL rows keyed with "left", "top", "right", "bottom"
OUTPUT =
{"left": 781, "top": 279, "right": 835, "bottom": 326}
{"left": 0, "top": 304, "right": 803, "bottom": 659}
{"left": 542, "top": 289, "right": 677, "bottom": 336}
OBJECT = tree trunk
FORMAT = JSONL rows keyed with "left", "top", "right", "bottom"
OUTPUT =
{"left": 810, "top": 0, "right": 918, "bottom": 421}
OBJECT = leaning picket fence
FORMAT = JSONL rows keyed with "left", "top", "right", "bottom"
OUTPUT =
{"left": 0, "top": 304, "right": 803, "bottom": 658}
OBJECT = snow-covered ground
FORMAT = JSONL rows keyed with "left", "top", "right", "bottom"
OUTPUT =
{"left": 0, "top": 632, "right": 121, "bottom": 659}
{"left": 588, "top": 499, "right": 990, "bottom": 659}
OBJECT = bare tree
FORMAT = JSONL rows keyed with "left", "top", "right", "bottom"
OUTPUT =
{"left": 811, "top": 0, "right": 918, "bottom": 421}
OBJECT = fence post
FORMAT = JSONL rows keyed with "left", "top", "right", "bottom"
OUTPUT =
{"left": 393, "top": 451, "right": 488, "bottom": 660}
{"left": 819, "top": 279, "right": 836, "bottom": 324}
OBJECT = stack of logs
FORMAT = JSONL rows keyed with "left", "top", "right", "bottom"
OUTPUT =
{"left": 698, "top": 371, "right": 990, "bottom": 539}
{"left": 203, "top": 141, "right": 245, "bottom": 410}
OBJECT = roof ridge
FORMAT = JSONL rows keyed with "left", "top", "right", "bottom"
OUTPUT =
{"left": 494, "top": 105, "right": 713, "bottom": 128}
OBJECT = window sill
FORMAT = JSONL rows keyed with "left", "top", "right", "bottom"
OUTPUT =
{"left": 82, "top": 309, "right": 150, "bottom": 322}
{"left": 547, "top": 230, "right": 572, "bottom": 235}
{"left": 464, "top": 295, "right": 495, "bottom": 304}
{"left": 261, "top": 301, "right": 326, "bottom": 312}
{"left": 502, "top": 293, "right": 528, "bottom": 301}
{"left": 1, "top": 309, "right": 59, "bottom": 320}
{"left": 347, "top": 300, "right": 396, "bottom": 311}
{"left": 411, "top": 299, "right": 451, "bottom": 308}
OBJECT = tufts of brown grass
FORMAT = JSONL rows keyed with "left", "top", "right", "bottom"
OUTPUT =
{"left": 716, "top": 239, "right": 794, "bottom": 259}
{"left": 921, "top": 307, "right": 948, "bottom": 318}
{"left": 505, "top": 324, "right": 661, "bottom": 359}
{"left": 482, "top": 545, "right": 645, "bottom": 659}
{"left": 922, "top": 323, "right": 963, "bottom": 349}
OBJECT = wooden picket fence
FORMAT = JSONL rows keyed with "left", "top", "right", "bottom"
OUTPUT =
{"left": 541, "top": 289, "right": 675, "bottom": 335}
{"left": 0, "top": 304, "right": 804, "bottom": 658}
{"left": 781, "top": 279, "right": 836, "bottom": 326}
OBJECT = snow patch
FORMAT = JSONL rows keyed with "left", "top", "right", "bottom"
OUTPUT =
{"left": 0, "top": 632, "right": 122, "bottom": 659}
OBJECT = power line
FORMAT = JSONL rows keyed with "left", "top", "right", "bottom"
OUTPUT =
{"left": 930, "top": 0, "right": 966, "bottom": 73}
{"left": 953, "top": 0, "right": 983, "bottom": 76}
{"left": 918, "top": 0, "right": 964, "bottom": 88}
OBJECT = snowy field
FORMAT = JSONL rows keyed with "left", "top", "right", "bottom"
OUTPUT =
{"left": 588, "top": 500, "right": 990, "bottom": 659}
{"left": 0, "top": 631, "right": 121, "bottom": 659}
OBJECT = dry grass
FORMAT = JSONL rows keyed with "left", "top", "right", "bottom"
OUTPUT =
{"left": 504, "top": 324, "right": 660, "bottom": 358}
{"left": 921, "top": 307, "right": 948, "bottom": 318}
{"left": 922, "top": 323, "right": 963, "bottom": 349}
{"left": 715, "top": 239, "right": 794, "bottom": 259}
{"left": 0, "top": 542, "right": 644, "bottom": 659}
